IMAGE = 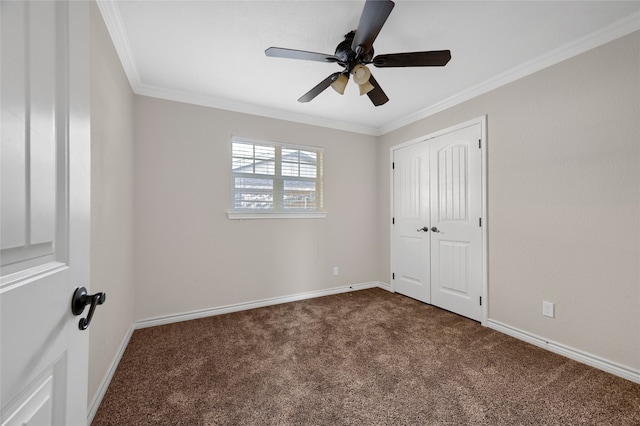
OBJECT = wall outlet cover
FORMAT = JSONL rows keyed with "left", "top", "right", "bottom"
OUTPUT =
{"left": 542, "top": 301, "right": 555, "bottom": 318}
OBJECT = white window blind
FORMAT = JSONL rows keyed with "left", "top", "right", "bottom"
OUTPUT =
{"left": 229, "top": 138, "right": 325, "bottom": 219}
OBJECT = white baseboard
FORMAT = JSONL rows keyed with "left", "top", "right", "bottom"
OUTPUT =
{"left": 87, "top": 324, "right": 135, "bottom": 425}
{"left": 135, "top": 281, "right": 386, "bottom": 329}
{"left": 487, "top": 319, "right": 640, "bottom": 384}
{"left": 377, "top": 281, "right": 393, "bottom": 292}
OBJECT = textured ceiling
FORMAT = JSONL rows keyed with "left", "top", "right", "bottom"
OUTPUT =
{"left": 98, "top": 1, "right": 640, "bottom": 135}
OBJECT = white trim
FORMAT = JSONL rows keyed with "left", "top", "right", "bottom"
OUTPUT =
{"left": 135, "top": 281, "right": 384, "bottom": 329}
{"left": 479, "top": 116, "right": 488, "bottom": 326}
{"left": 232, "top": 136, "right": 324, "bottom": 153}
{"left": 95, "top": 0, "right": 141, "bottom": 90}
{"left": 377, "top": 281, "right": 393, "bottom": 293}
{"left": 227, "top": 211, "right": 327, "bottom": 220}
{"left": 389, "top": 117, "right": 488, "bottom": 323}
{"left": 389, "top": 142, "right": 395, "bottom": 293}
{"left": 96, "top": 3, "right": 639, "bottom": 137}
{"left": 377, "top": 12, "right": 640, "bottom": 135}
{"left": 136, "top": 83, "right": 380, "bottom": 136}
{"left": 87, "top": 325, "right": 135, "bottom": 425}
{"left": 487, "top": 319, "right": 640, "bottom": 385}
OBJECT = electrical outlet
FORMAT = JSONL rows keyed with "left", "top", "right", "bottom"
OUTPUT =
{"left": 542, "top": 301, "right": 555, "bottom": 318}
{"left": 333, "top": 267, "right": 339, "bottom": 276}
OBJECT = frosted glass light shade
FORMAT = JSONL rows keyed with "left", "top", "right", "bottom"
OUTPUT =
{"left": 352, "top": 64, "right": 373, "bottom": 95}
{"left": 352, "top": 64, "right": 371, "bottom": 85}
{"left": 331, "top": 74, "right": 348, "bottom": 94}
{"left": 358, "top": 80, "right": 375, "bottom": 95}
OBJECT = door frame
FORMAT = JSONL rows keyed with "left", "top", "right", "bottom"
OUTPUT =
{"left": 389, "top": 116, "right": 488, "bottom": 325}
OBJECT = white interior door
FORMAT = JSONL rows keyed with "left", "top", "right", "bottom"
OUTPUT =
{"left": 392, "top": 141, "right": 431, "bottom": 303}
{"left": 429, "top": 124, "right": 483, "bottom": 322}
{"left": 1, "top": 2, "right": 90, "bottom": 425}
{"left": 392, "top": 122, "right": 484, "bottom": 321}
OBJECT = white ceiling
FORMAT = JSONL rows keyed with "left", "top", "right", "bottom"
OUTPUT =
{"left": 98, "top": 1, "right": 640, "bottom": 135}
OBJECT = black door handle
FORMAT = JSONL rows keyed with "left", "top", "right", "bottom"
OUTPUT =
{"left": 416, "top": 226, "right": 429, "bottom": 232}
{"left": 71, "top": 287, "right": 106, "bottom": 330}
{"left": 431, "top": 227, "right": 440, "bottom": 233}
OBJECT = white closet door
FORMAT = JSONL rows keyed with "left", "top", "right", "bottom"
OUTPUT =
{"left": 429, "top": 124, "right": 483, "bottom": 321}
{"left": 392, "top": 122, "right": 484, "bottom": 322}
{"left": 392, "top": 141, "right": 431, "bottom": 303}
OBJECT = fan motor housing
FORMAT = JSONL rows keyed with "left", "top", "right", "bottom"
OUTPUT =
{"left": 335, "top": 31, "right": 373, "bottom": 70}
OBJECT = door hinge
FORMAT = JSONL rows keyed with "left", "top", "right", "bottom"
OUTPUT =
{"left": 478, "top": 139, "right": 481, "bottom": 149}
{"left": 392, "top": 162, "right": 395, "bottom": 169}
{"left": 392, "top": 273, "right": 395, "bottom": 280}
{"left": 479, "top": 296, "right": 482, "bottom": 306}
{"left": 479, "top": 217, "right": 482, "bottom": 227}
{"left": 392, "top": 217, "right": 395, "bottom": 225}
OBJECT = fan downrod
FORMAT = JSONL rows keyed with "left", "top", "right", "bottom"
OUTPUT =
{"left": 334, "top": 31, "right": 373, "bottom": 72}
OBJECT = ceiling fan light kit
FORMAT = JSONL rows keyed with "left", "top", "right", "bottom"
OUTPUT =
{"left": 331, "top": 73, "right": 349, "bottom": 95}
{"left": 358, "top": 80, "right": 375, "bottom": 96}
{"left": 352, "top": 64, "right": 370, "bottom": 85}
{"left": 352, "top": 64, "right": 375, "bottom": 96}
{"left": 265, "top": 0, "right": 451, "bottom": 106}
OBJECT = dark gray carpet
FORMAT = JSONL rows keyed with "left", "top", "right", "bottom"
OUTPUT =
{"left": 92, "top": 288, "right": 640, "bottom": 425}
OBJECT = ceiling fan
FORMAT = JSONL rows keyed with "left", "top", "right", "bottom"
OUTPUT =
{"left": 265, "top": 0, "right": 451, "bottom": 106}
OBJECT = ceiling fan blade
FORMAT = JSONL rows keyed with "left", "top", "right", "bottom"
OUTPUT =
{"left": 265, "top": 47, "right": 339, "bottom": 63}
{"left": 372, "top": 50, "right": 451, "bottom": 67}
{"left": 366, "top": 74, "right": 389, "bottom": 106}
{"left": 351, "top": 0, "right": 395, "bottom": 55}
{"left": 298, "top": 72, "right": 342, "bottom": 103}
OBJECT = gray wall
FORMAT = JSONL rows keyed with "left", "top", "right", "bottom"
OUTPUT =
{"left": 377, "top": 31, "right": 640, "bottom": 371}
{"left": 89, "top": 1, "right": 136, "bottom": 411}
{"left": 133, "top": 97, "right": 379, "bottom": 320}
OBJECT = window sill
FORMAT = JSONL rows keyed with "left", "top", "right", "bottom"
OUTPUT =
{"left": 227, "top": 211, "right": 327, "bottom": 220}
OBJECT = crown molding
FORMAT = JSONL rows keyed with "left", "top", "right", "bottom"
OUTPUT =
{"left": 378, "top": 11, "right": 640, "bottom": 135}
{"left": 135, "top": 83, "right": 380, "bottom": 136}
{"left": 97, "top": 2, "right": 639, "bottom": 137}
{"left": 96, "top": 0, "right": 142, "bottom": 89}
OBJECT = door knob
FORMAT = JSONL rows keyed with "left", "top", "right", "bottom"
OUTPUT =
{"left": 416, "top": 226, "right": 429, "bottom": 232}
{"left": 71, "top": 287, "right": 106, "bottom": 330}
{"left": 431, "top": 227, "right": 440, "bottom": 233}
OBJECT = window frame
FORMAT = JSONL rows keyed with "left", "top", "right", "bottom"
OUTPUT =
{"left": 227, "top": 137, "right": 326, "bottom": 220}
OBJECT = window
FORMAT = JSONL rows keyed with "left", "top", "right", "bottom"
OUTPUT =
{"left": 228, "top": 138, "right": 325, "bottom": 219}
